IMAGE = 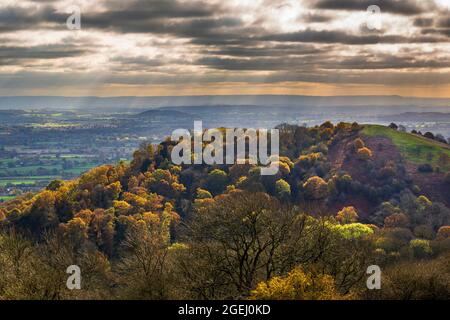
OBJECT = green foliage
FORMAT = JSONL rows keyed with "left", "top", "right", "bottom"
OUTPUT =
{"left": 328, "top": 223, "right": 374, "bottom": 240}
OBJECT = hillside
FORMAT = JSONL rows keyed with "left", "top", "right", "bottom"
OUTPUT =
{"left": 362, "top": 125, "right": 450, "bottom": 206}
{"left": 0, "top": 122, "right": 449, "bottom": 300}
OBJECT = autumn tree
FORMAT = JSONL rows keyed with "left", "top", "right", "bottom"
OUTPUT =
{"left": 115, "top": 205, "right": 175, "bottom": 299}
{"left": 275, "top": 179, "right": 291, "bottom": 201}
{"left": 177, "top": 191, "right": 311, "bottom": 299}
{"left": 384, "top": 213, "right": 410, "bottom": 228}
{"left": 196, "top": 188, "right": 212, "bottom": 199}
{"left": 437, "top": 226, "right": 450, "bottom": 240}
{"left": 336, "top": 206, "right": 359, "bottom": 224}
{"left": 303, "top": 176, "right": 328, "bottom": 200}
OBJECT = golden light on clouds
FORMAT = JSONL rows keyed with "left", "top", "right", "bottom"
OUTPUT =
{"left": 0, "top": 0, "right": 450, "bottom": 97}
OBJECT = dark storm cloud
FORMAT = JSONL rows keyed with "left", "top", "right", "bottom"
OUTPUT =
{"left": 260, "top": 29, "right": 445, "bottom": 45}
{"left": 81, "top": 14, "right": 243, "bottom": 38}
{"left": 0, "top": 44, "right": 90, "bottom": 65}
{"left": 197, "top": 56, "right": 328, "bottom": 71}
{"left": 421, "top": 28, "right": 450, "bottom": 37}
{"left": 0, "top": 5, "right": 63, "bottom": 32}
{"left": 437, "top": 17, "right": 450, "bottom": 28}
{"left": 197, "top": 53, "right": 450, "bottom": 72}
{"left": 78, "top": 0, "right": 239, "bottom": 35}
{"left": 5, "top": 68, "right": 450, "bottom": 89}
{"left": 301, "top": 13, "right": 334, "bottom": 23}
{"left": 0, "top": 0, "right": 234, "bottom": 35}
{"left": 101, "top": 0, "right": 220, "bottom": 19}
{"left": 433, "top": 29, "right": 450, "bottom": 37}
{"left": 413, "top": 17, "right": 434, "bottom": 27}
{"left": 201, "top": 44, "right": 322, "bottom": 57}
{"left": 322, "top": 55, "right": 450, "bottom": 70}
{"left": 414, "top": 15, "right": 450, "bottom": 38}
{"left": 309, "top": 0, "right": 427, "bottom": 16}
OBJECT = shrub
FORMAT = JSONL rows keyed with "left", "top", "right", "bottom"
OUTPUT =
{"left": 353, "top": 138, "right": 365, "bottom": 150}
{"left": 357, "top": 147, "right": 373, "bottom": 160}
{"left": 388, "top": 123, "right": 398, "bottom": 130}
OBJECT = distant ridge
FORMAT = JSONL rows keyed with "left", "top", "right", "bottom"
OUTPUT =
{"left": 1, "top": 95, "right": 450, "bottom": 110}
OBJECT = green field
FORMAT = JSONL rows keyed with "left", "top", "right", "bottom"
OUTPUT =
{"left": 63, "top": 166, "right": 95, "bottom": 175}
{"left": 363, "top": 125, "right": 450, "bottom": 169}
{"left": 0, "top": 176, "right": 60, "bottom": 187}
{"left": 0, "top": 195, "right": 15, "bottom": 202}
{"left": 3, "top": 164, "right": 61, "bottom": 173}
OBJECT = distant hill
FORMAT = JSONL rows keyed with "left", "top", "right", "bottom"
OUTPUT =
{"left": 379, "top": 112, "right": 450, "bottom": 122}
{"left": 1, "top": 95, "right": 450, "bottom": 111}
{"left": 137, "top": 109, "right": 194, "bottom": 118}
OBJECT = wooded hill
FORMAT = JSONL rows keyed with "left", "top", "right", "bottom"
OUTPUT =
{"left": 0, "top": 122, "right": 449, "bottom": 300}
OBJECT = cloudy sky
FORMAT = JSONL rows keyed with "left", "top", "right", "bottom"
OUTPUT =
{"left": 1, "top": 0, "right": 450, "bottom": 97}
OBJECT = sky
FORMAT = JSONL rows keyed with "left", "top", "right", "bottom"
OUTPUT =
{"left": 0, "top": 0, "right": 450, "bottom": 97}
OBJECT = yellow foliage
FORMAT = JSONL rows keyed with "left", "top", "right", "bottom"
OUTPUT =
{"left": 249, "top": 267, "right": 346, "bottom": 300}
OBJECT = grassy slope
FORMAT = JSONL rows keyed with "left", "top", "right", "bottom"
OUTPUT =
{"left": 363, "top": 125, "right": 450, "bottom": 170}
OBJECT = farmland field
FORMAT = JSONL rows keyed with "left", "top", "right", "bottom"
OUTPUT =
{"left": 0, "top": 195, "right": 15, "bottom": 202}
{"left": 0, "top": 176, "right": 60, "bottom": 187}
